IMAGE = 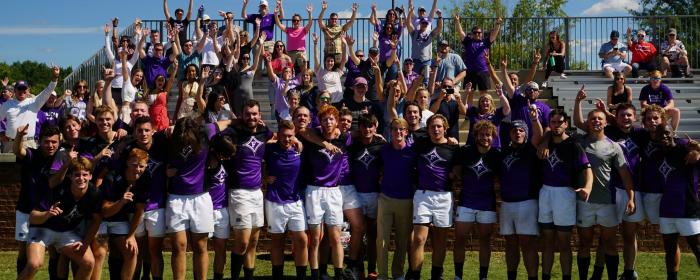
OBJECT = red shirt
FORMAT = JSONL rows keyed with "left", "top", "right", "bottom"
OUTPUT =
{"left": 630, "top": 41, "right": 657, "bottom": 64}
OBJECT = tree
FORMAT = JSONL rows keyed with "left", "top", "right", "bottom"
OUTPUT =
{"left": 0, "top": 61, "right": 71, "bottom": 95}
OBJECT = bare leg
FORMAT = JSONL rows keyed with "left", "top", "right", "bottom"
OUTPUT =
{"left": 409, "top": 225, "right": 430, "bottom": 271}
{"left": 191, "top": 232, "right": 209, "bottom": 280}
{"left": 170, "top": 231, "right": 188, "bottom": 280}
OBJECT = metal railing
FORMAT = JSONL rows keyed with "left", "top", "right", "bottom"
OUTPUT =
{"left": 64, "top": 15, "right": 700, "bottom": 90}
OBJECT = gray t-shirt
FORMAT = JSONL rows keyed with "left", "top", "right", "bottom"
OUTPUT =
{"left": 578, "top": 135, "right": 628, "bottom": 204}
{"left": 599, "top": 41, "right": 628, "bottom": 64}
{"left": 411, "top": 30, "right": 433, "bottom": 62}
{"left": 436, "top": 53, "right": 466, "bottom": 82}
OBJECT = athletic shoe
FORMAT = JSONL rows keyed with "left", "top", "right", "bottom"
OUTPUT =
{"left": 560, "top": 73, "right": 568, "bottom": 79}
{"left": 541, "top": 81, "right": 548, "bottom": 88}
{"left": 367, "top": 272, "right": 378, "bottom": 280}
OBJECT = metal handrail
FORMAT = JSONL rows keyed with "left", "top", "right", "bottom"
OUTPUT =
{"left": 64, "top": 15, "right": 700, "bottom": 89}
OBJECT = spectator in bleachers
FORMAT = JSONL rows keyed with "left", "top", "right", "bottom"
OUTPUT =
{"left": 199, "top": 67, "right": 235, "bottom": 124}
{"left": 599, "top": 30, "right": 632, "bottom": 79}
{"left": 266, "top": 50, "right": 300, "bottom": 122}
{"left": 510, "top": 81, "right": 551, "bottom": 141}
{"left": 371, "top": 5, "right": 405, "bottom": 82}
{"left": 607, "top": 72, "right": 633, "bottom": 110}
{"left": 313, "top": 33, "right": 347, "bottom": 104}
{"left": 454, "top": 13, "right": 502, "bottom": 95}
{"left": 408, "top": 0, "right": 437, "bottom": 30}
{"left": 464, "top": 84, "right": 511, "bottom": 148}
{"left": 144, "top": 30, "right": 165, "bottom": 57}
{"left": 626, "top": 27, "right": 657, "bottom": 78}
{"left": 317, "top": 1, "right": 358, "bottom": 64}
{"left": 238, "top": 20, "right": 261, "bottom": 62}
{"left": 147, "top": 60, "right": 178, "bottom": 131}
{"left": 347, "top": 35, "right": 382, "bottom": 101}
{"left": 406, "top": 6, "right": 442, "bottom": 76}
{"left": 171, "top": 23, "right": 205, "bottom": 81}
{"left": 429, "top": 76, "right": 466, "bottom": 139}
{"left": 196, "top": 14, "right": 222, "bottom": 71}
{"left": 639, "top": 70, "right": 681, "bottom": 130}
{"left": 660, "top": 28, "right": 693, "bottom": 78}
{"left": 105, "top": 21, "right": 141, "bottom": 108}
{"left": 243, "top": 0, "right": 280, "bottom": 56}
{"left": 164, "top": 0, "right": 193, "bottom": 47}
{"left": 274, "top": 4, "right": 313, "bottom": 69}
{"left": 36, "top": 93, "right": 63, "bottom": 137}
{"left": 544, "top": 30, "right": 567, "bottom": 84}
{"left": 434, "top": 40, "right": 467, "bottom": 88}
{"left": 65, "top": 81, "right": 89, "bottom": 123}
{"left": 138, "top": 27, "right": 177, "bottom": 90}
{"left": 86, "top": 80, "right": 106, "bottom": 125}
{"left": 233, "top": 35, "right": 265, "bottom": 116}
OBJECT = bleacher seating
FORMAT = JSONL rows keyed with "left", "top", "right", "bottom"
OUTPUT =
{"left": 546, "top": 70, "right": 700, "bottom": 137}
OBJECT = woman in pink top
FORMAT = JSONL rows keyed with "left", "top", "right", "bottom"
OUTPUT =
{"left": 275, "top": 4, "right": 313, "bottom": 69}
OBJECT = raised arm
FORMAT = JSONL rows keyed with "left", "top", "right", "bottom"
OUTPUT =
{"left": 241, "top": 0, "right": 249, "bottom": 20}
{"left": 312, "top": 33, "right": 321, "bottom": 71}
{"left": 525, "top": 49, "right": 541, "bottom": 84}
{"left": 195, "top": 24, "right": 210, "bottom": 54}
{"left": 104, "top": 24, "right": 115, "bottom": 64}
{"left": 185, "top": 0, "right": 194, "bottom": 21}
{"left": 249, "top": 18, "right": 262, "bottom": 46}
{"left": 170, "top": 26, "right": 182, "bottom": 57}
{"left": 369, "top": 2, "right": 378, "bottom": 26}
{"left": 273, "top": 6, "right": 287, "bottom": 32}
{"left": 496, "top": 85, "right": 510, "bottom": 115}
{"left": 489, "top": 17, "right": 502, "bottom": 43}
{"left": 405, "top": 6, "right": 415, "bottom": 33}
{"left": 138, "top": 29, "right": 148, "bottom": 59}
{"left": 529, "top": 105, "right": 544, "bottom": 146}
{"left": 249, "top": 34, "right": 265, "bottom": 74}
{"left": 13, "top": 125, "right": 29, "bottom": 160}
{"left": 626, "top": 26, "right": 633, "bottom": 48}
{"left": 499, "top": 56, "right": 515, "bottom": 98}
{"left": 195, "top": 17, "right": 204, "bottom": 40}
{"left": 317, "top": 1, "right": 327, "bottom": 30}
{"left": 405, "top": 75, "right": 423, "bottom": 102}
{"left": 277, "top": 0, "right": 285, "bottom": 19}
{"left": 430, "top": 10, "right": 444, "bottom": 37}
{"left": 387, "top": 82, "right": 400, "bottom": 121}
{"left": 373, "top": 61, "right": 384, "bottom": 101}
{"left": 343, "top": 3, "right": 359, "bottom": 31}
{"left": 338, "top": 36, "right": 348, "bottom": 71}
{"left": 195, "top": 67, "right": 209, "bottom": 112}
{"left": 573, "top": 85, "right": 588, "bottom": 131}
{"left": 483, "top": 51, "right": 502, "bottom": 86}
{"left": 265, "top": 54, "right": 279, "bottom": 82}
{"left": 165, "top": 60, "right": 178, "bottom": 93}
{"left": 102, "top": 66, "right": 119, "bottom": 117}
{"left": 304, "top": 4, "right": 314, "bottom": 32}
{"left": 454, "top": 13, "right": 466, "bottom": 39}
{"left": 429, "top": 0, "right": 438, "bottom": 18}
{"left": 163, "top": 0, "right": 171, "bottom": 20}
{"left": 345, "top": 35, "right": 361, "bottom": 65}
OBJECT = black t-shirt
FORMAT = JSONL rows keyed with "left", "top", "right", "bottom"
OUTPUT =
{"left": 36, "top": 182, "right": 102, "bottom": 232}
{"left": 101, "top": 170, "right": 148, "bottom": 222}
{"left": 431, "top": 98, "right": 460, "bottom": 139}
{"left": 168, "top": 17, "right": 190, "bottom": 45}
{"left": 333, "top": 98, "right": 385, "bottom": 132}
{"left": 17, "top": 148, "right": 55, "bottom": 213}
{"left": 357, "top": 60, "right": 378, "bottom": 101}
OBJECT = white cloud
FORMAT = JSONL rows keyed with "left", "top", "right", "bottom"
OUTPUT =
{"left": 581, "top": 0, "right": 640, "bottom": 16}
{"left": 334, "top": 9, "right": 388, "bottom": 19}
{"left": 0, "top": 26, "right": 101, "bottom": 35}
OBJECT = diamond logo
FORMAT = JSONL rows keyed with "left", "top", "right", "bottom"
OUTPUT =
{"left": 502, "top": 153, "right": 518, "bottom": 171}
{"left": 422, "top": 147, "right": 446, "bottom": 167}
{"left": 356, "top": 149, "right": 376, "bottom": 169}
{"left": 469, "top": 158, "right": 491, "bottom": 179}
{"left": 546, "top": 150, "right": 563, "bottom": 170}
{"left": 242, "top": 136, "right": 264, "bottom": 155}
{"left": 658, "top": 159, "right": 675, "bottom": 181}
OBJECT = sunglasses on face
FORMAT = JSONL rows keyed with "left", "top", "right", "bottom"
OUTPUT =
{"left": 292, "top": 19, "right": 301, "bottom": 22}
{"left": 650, "top": 77, "right": 661, "bottom": 81}
{"left": 669, "top": 34, "right": 676, "bottom": 37}
{"left": 473, "top": 31, "right": 482, "bottom": 34}
{"left": 77, "top": 85, "right": 88, "bottom": 89}
{"left": 615, "top": 78, "right": 624, "bottom": 81}
{"left": 276, "top": 45, "right": 284, "bottom": 48}
{"left": 320, "top": 97, "right": 331, "bottom": 102}
{"left": 241, "top": 56, "right": 251, "bottom": 60}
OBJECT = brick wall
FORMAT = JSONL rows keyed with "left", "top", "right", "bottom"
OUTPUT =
{"left": 0, "top": 162, "right": 674, "bottom": 252}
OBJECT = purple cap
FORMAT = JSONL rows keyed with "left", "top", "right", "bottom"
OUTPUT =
{"left": 14, "top": 80, "right": 28, "bottom": 90}
{"left": 354, "top": 77, "right": 368, "bottom": 86}
{"left": 419, "top": 17, "right": 430, "bottom": 24}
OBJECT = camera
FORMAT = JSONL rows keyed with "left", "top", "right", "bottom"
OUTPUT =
{"left": 445, "top": 88, "right": 455, "bottom": 95}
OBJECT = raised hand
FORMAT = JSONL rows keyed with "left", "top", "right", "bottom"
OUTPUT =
{"left": 372, "top": 31, "right": 379, "bottom": 42}
{"left": 51, "top": 65, "right": 60, "bottom": 79}
{"left": 1, "top": 76, "right": 8, "bottom": 87}
{"left": 436, "top": 9, "right": 442, "bottom": 18}
{"left": 528, "top": 101, "right": 539, "bottom": 120}
{"left": 575, "top": 84, "right": 586, "bottom": 101}
{"left": 16, "top": 124, "right": 29, "bottom": 137}
{"left": 103, "top": 66, "right": 115, "bottom": 80}
{"left": 500, "top": 55, "right": 508, "bottom": 69}
{"left": 312, "top": 33, "right": 318, "bottom": 44}
{"left": 371, "top": 2, "right": 376, "bottom": 11}
{"left": 48, "top": 202, "right": 62, "bottom": 217}
{"left": 307, "top": 4, "right": 313, "bottom": 13}
{"left": 259, "top": 32, "right": 267, "bottom": 44}
{"left": 351, "top": 3, "right": 358, "bottom": 12}
{"left": 112, "top": 17, "right": 119, "bottom": 27}
{"left": 274, "top": 6, "right": 280, "bottom": 15}
{"left": 496, "top": 17, "right": 503, "bottom": 25}
{"left": 201, "top": 66, "right": 211, "bottom": 80}
{"left": 482, "top": 50, "right": 490, "bottom": 62}
{"left": 64, "top": 89, "right": 72, "bottom": 97}
{"left": 122, "top": 186, "right": 134, "bottom": 203}
{"left": 321, "top": 0, "right": 328, "bottom": 10}
{"left": 453, "top": 11, "right": 460, "bottom": 21}
{"left": 103, "top": 24, "right": 111, "bottom": 35}
{"left": 533, "top": 49, "right": 542, "bottom": 64}
{"left": 142, "top": 28, "right": 150, "bottom": 37}
{"left": 345, "top": 35, "right": 355, "bottom": 45}
{"left": 219, "top": 10, "right": 227, "bottom": 18}
{"left": 255, "top": 17, "right": 262, "bottom": 25}
{"left": 243, "top": 0, "right": 248, "bottom": 5}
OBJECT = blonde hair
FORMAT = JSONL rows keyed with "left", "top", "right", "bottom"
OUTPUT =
{"left": 478, "top": 94, "right": 496, "bottom": 115}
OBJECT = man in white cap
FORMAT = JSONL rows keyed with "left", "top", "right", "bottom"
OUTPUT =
{"left": 408, "top": 0, "right": 437, "bottom": 30}
{"left": 242, "top": 0, "right": 282, "bottom": 55}
{"left": 626, "top": 27, "right": 657, "bottom": 78}
{"left": 0, "top": 65, "right": 60, "bottom": 152}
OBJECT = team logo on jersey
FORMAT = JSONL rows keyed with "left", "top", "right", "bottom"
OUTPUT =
{"left": 658, "top": 159, "right": 675, "bottom": 181}
{"left": 179, "top": 145, "right": 193, "bottom": 159}
{"left": 546, "top": 150, "right": 563, "bottom": 170}
{"left": 502, "top": 153, "right": 518, "bottom": 171}
{"left": 618, "top": 138, "right": 639, "bottom": 155}
{"left": 319, "top": 148, "right": 336, "bottom": 162}
{"left": 356, "top": 149, "right": 376, "bottom": 169}
{"left": 422, "top": 147, "right": 446, "bottom": 167}
{"left": 644, "top": 142, "right": 658, "bottom": 157}
{"left": 469, "top": 158, "right": 491, "bottom": 179}
{"left": 62, "top": 205, "right": 83, "bottom": 222}
{"left": 242, "top": 137, "right": 264, "bottom": 154}
{"left": 212, "top": 166, "right": 227, "bottom": 183}
{"left": 147, "top": 158, "right": 162, "bottom": 175}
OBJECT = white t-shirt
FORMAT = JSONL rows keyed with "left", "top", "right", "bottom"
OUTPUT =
{"left": 316, "top": 68, "right": 343, "bottom": 103}
{"left": 201, "top": 36, "right": 223, "bottom": 66}
{"left": 0, "top": 81, "right": 56, "bottom": 139}
{"left": 420, "top": 109, "right": 433, "bottom": 128}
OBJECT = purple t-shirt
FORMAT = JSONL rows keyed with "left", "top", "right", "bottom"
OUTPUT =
{"left": 380, "top": 143, "right": 418, "bottom": 199}
{"left": 541, "top": 137, "right": 591, "bottom": 187}
{"left": 223, "top": 125, "right": 273, "bottom": 190}
{"left": 466, "top": 106, "right": 505, "bottom": 148}
{"left": 509, "top": 94, "right": 551, "bottom": 141}
{"left": 413, "top": 138, "right": 458, "bottom": 192}
{"left": 349, "top": 136, "right": 386, "bottom": 193}
{"left": 457, "top": 145, "right": 500, "bottom": 211}
{"left": 207, "top": 164, "right": 228, "bottom": 210}
{"left": 461, "top": 35, "right": 492, "bottom": 72}
{"left": 499, "top": 144, "right": 541, "bottom": 202}
{"left": 168, "top": 123, "right": 218, "bottom": 195}
{"left": 142, "top": 55, "right": 172, "bottom": 89}
{"left": 604, "top": 126, "right": 649, "bottom": 190}
{"left": 245, "top": 13, "right": 275, "bottom": 42}
{"left": 375, "top": 23, "right": 403, "bottom": 62}
{"left": 639, "top": 84, "right": 673, "bottom": 107}
{"left": 17, "top": 148, "right": 55, "bottom": 213}
{"left": 656, "top": 144, "right": 700, "bottom": 218}
{"left": 306, "top": 130, "right": 352, "bottom": 187}
{"left": 264, "top": 143, "right": 303, "bottom": 204}
{"left": 36, "top": 106, "right": 62, "bottom": 136}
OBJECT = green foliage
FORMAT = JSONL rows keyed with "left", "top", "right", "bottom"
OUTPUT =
{"left": 629, "top": 0, "right": 700, "bottom": 16}
{"left": 0, "top": 61, "right": 71, "bottom": 95}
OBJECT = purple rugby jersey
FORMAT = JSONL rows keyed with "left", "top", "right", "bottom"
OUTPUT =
{"left": 207, "top": 164, "right": 228, "bottom": 210}
{"left": 306, "top": 130, "right": 352, "bottom": 187}
{"left": 349, "top": 136, "right": 386, "bottom": 193}
{"left": 379, "top": 143, "right": 418, "bottom": 199}
{"left": 264, "top": 143, "right": 303, "bottom": 204}
{"left": 222, "top": 124, "right": 273, "bottom": 190}
{"left": 168, "top": 123, "right": 218, "bottom": 195}
{"left": 655, "top": 145, "right": 700, "bottom": 218}
{"left": 17, "top": 148, "right": 56, "bottom": 214}
{"left": 541, "top": 137, "right": 591, "bottom": 187}
{"left": 499, "top": 143, "right": 541, "bottom": 202}
{"left": 456, "top": 145, "right": 500, "bottom": 211}
{"left": 413, "top": 138, "right": 458, "bottom": 192}
{"left": 605, "top": 126, "right": 649, "bottom": 191}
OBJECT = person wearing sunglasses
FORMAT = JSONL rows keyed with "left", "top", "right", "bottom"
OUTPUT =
{"left": 406, "top": 6, "right": 443, "bottom": 76}
{"left": 243, "top": 0, "right": 280, "bottom": 54}
{"left": 626, "top": 27, "right": 657, "bottom": 78}
{"left": 607, "top": 72, "right": 633, "bottom": 110}
{"left": 275, "top": 5, "right": 314, "bottom": 69}
{"left": 454, "top": 13, "right": 502, "bottom": 95}
{"left": 660, "top": 28, "right": 693, "bottom": 78}
{"left": 318, "top": 1, "right": 358, "bottom": 64}
{"left": 163, "top": 0, "right": 194, "bottom": 47}
{"left": 639, "top": 70, "right": 681, "bottom": 130}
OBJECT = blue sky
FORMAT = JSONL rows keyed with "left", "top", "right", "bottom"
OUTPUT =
{"left": 0, "top": 0, "right": 638, "bottom": 68}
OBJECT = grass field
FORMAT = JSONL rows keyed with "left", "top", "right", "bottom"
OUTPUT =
{"left": 1, "top": 251, "right": 699, "bottom": 279}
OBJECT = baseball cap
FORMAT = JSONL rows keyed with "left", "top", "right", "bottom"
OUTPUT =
{"left": 14, "top": 80, "right": 28, "bottom": 90}
{"left": 523, "top": 81, "right": 539, "bottom": 92}
{"left": 511, "top": 120, "right": 529, "bottom": 139}
{"left": 668, "top": 28, "right": 677, "bottom": 35}
{"left": 637, "top": 29, "right": 646, "bottom": 36}
{"left": 202, "top": 14, "right": 211, "bottom": 21}
{"left": 610, "top": 30, "right": 620, "bottom": 38}
{"left": 418, "top": 6, "right": 426, "bottom": 12}
{"left": 404, "top": 58, "right": 414, "bottom": 63}
{"left": 419, "top": 17, "right": 430, "bottom": 24}
{"left": 438, "top": 39, "right": 449, "bottom": 46}
{"left": 259, "top": 0, "right": 269, "bottom": 7}
{"left": 353, "top": 77, "right": 368, "bottom": 86}
{"left": 368, "top": 47, "right": 379, "bottom": 54}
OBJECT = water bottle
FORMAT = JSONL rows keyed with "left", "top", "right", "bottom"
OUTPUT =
{"left": 549, "top": 55, "right": 556, "bottom": 67}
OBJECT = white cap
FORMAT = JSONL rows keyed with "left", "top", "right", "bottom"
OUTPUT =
{"left": 202, "top": 14, "right": 211, "bottom": 21}
{"left": 259, "top": 0, "right": 269, "bottom": 7}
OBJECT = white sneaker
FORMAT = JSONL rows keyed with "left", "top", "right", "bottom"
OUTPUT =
{"left": 541, "top": 81, "right": 548, "bottom": 88}
{"left": 560, "top": 73, "right": 568, "bottom": 79}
